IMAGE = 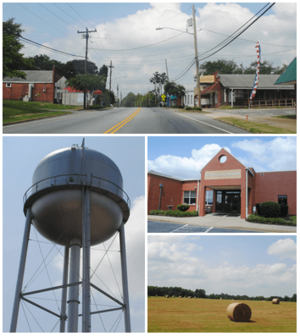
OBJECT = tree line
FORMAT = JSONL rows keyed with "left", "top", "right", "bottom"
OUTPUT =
{"left": 148, "top": 286, "right": 297, "bottom": 302}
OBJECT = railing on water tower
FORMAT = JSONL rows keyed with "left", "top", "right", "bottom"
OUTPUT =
{"left": 23, "top": 173, "right": 131, "bottom": 209}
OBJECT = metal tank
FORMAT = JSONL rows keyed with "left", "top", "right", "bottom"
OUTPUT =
{"left": 23, "top": 143, "right": 130, "bottom": 246}
{"left": 10, "top": 140, "right": 131, "bottom": 333}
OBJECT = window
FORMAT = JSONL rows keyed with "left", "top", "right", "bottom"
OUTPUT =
{"left": 183, "top": 191, "right": 196, "bottom": 205}
{"left": 205, "top": 190, "right": 213, "bottom": 205}
{"left": 278, "top": 195, "right": 287, "bottom": 205}
{"left": 6, "top": 83, "right": 11, "bottom": 87}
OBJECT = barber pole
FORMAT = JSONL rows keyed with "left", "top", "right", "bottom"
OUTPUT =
{"left": 249, "top": 42, "right": 261, "bottom": 109}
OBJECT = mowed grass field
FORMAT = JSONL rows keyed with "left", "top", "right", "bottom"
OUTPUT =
{"left": 148, "top": 297, "right": 296, "bottom": 332}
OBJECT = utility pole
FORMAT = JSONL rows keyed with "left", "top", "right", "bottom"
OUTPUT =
{"left": 165, "top": 59, "right": 169, "bottom": 81}
{"left": 192, "top": 5, "right": 201, "bottom": 108}
{"left": 77, "top": 28, "right": 97, "bottom": 110}
{"left": 117, "top": 84, "right": 119, "bottom": 107}
{"left": 109, "top": 61, "right": 114, "bottom": 91}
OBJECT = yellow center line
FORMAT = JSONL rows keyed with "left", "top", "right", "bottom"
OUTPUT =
{"left": 103, "top": 108, "right": 142, "bottom": 134}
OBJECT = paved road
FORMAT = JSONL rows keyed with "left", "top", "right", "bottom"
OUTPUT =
{"left": 3, "top": 107, "right": 250, "bottom": 134}
{"left": 148, "top": 221, "right": 260, "bottom": 233}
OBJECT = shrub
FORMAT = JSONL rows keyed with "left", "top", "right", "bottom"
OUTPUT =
{"left": 185, "top": 106, "right": 192, "bottom": 110}
{"left": 177, "top": 204, "right": 190, "bottom": 212}
{"left": 149, "top": 210, "right": 165, "bottom": 215}
{"left": 247, "top": 214, "right": 295, "bottom": 226}
{"left": 258, "top": 201, "right": 280, "bottom": 218}
{"left": 279, "top": 204, "right": 289, "bottom": 217}
{"left": 192, "top": 107, "right": 202, "bottom": 111}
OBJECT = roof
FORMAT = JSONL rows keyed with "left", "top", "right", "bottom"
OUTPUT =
{"left": 148, "top": 170, "right": 200, "bottom": 182}
{"left": 199, "top": 82, "right": 220, "bottom": 96}
{"left": 274, "top": 58, "right": 297, "bottom": 85}
{"left": 219, "top": 74, "right": 294, "bottom": 90}
{"left": 3, "top": 70, "right": 54, "bottom": 83}
{"left": 65, "top": 86, "right": 83, "bottom": 93}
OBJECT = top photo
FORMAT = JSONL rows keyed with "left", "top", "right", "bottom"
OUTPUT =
{"left": 3, "top": 2, "right": 297, "bottom": 134}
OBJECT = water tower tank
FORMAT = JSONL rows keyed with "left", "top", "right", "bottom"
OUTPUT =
{"left": 23, "top": 143, "right": 130, "bottom": 247}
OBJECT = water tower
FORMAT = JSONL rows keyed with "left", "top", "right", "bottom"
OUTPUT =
{"left": 10, "top": 140, "right": 131, "bottom": 332}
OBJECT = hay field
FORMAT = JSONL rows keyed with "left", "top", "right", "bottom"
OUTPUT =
{"left": 148, "top": 297, "right": 296, "bottom": 332}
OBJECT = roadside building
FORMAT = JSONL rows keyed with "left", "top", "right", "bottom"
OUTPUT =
{"left": 194, "top": 71, "right": 295, "bottom": 108}
{"left": 3, "top": 66, "right": 64, "bottom": 103}
{"left": 182, "top": 90, "right": 195, "bottom": 107}
{"left": 148, "top": 148, "right": 296, "bottom": 219}
{"left": 61, "top": 87, "right": 102, "bottom": 106}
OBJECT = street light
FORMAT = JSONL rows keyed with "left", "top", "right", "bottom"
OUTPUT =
{"left": 156, "top": 5, "right": 202, "bottom": 108}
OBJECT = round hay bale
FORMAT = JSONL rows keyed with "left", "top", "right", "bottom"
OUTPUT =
{"left": 165, "top": 295, "right": 169, "bottom": 298}
{"left": 272, "top": 298, "right": 280, "bottom": 304}
{"left": 226, "top": 303, "right": 251, "bottom": 322}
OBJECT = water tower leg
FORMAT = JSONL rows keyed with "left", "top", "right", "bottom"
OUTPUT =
{"left": 82, "top": 188, "right": 91, "bottom": 332}
{"left": 60, "top": 246, "right": 69, "bottom": 332}
{"left": 119, "top": 222, "right": 131, "bottom": 332}
{"left": 10, "top": 208, "right": 32, "bottom": 332}
{"left": 67, "top": 238, "right": 81, "bottom": 332}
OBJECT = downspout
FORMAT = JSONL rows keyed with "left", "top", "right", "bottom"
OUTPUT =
{"left": 196, "top": 179, "right": 200, "bottom": 212}
{"left": 158, "top": 183, "right": 163, "bottom": 210}
{"left": 245, "top": 168, "right": 248, "bottom": 219}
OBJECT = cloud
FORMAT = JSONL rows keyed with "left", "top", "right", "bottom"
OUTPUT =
{"left": 267, "top": 238, "right": 296, "bottom": 260}
{"left": 148, "top": 144, "right": 230, "bottom": 179}
{"left": 18, "top": 3, "right": 296, "bottom": 95}
{"left": 148, "top": 238, "right": 296, "bottom": 296}
{"left": 232, "top": 137, "right": 297, "bottom": 171}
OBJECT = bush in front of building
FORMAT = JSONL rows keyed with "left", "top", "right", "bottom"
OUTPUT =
{"left": 192, "top": 107, "right": 202, "bottom": 111}
{"left": 279, "top": 204, "right": 289, "bottom": 217}
{"left": 247, "top": 215, "right": 295, "bottom": 226}
{"left": 258, "top": 201, "right": 281, "bottom": 218}
{"left": 185, "top": 106, "right": 192, "bottom": 110}
{"left": 149, "top": 210, "right": 166, "bottom": 215}
{"left": 149, "top": 209, "right": 198, "bottom": 217}
{"left": 177, "top": 204, "right": 190, "bottom": 212}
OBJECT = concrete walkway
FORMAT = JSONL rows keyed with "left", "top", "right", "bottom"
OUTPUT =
{"left": 148, "top": 214, "right": 297, "bottom": 233}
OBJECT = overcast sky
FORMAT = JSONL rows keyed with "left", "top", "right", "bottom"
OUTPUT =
{"left": 148, "top": 136, "right": 297, "bottom": 179}
{"left": 3, "top": 2, "right": 297, "bottom": 95}
{"left": 3, "top": 136, "right": 145, "bottom": 332}
{"left": 148, "top": 235, "right": 296, "bottom": 298}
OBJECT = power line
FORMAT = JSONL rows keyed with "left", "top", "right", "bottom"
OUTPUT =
{"left": 20, "top": 36, "right": 85, "bottom": 58}
{"left": 18, "top": 3, "right": 83, "bottom": 46}
{"left": 198, "top": 3, "right": 276, "bottom": 62}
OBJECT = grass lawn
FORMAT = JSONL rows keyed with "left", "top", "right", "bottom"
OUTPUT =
{"left": 148, "top": 297, "right": 296, "bottom": 332}
{"left": 3, "top": 100, "right": 80, "bottom": 124}
{"left": 217, "top": 117, "right": 295, "bottom": 134}
{"left": 275, "top": 115, "right": 297, "bottom": 119}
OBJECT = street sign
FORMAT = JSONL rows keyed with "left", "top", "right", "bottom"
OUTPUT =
{"left": 161, "top": 94, "right": 166, "bottom": 101}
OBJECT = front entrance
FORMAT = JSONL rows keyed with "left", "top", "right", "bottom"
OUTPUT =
{"left": 216, "top": 191, "right": 241, "bottom": 214}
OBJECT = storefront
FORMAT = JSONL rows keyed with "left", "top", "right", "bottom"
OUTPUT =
{"left": 148, "top": 149, "right": 296, "bottom": 219}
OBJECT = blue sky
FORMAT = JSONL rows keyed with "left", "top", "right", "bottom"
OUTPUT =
{"left": 3, "top": 136, "right": 145, "bottom": 332}
{"left": 3, "top": 2, "right": 294, "bottom": 95}
{"left": 148, "top": 235, "right": 296, "bottom": 297}
{"left": 148, "top": 136, "right": 297, "bottom": 179}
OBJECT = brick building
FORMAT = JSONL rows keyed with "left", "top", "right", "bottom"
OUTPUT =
{"left": 148, "top": 148, "right": 296, "bottom": 219}
{"left": 3, "top": 67, "right": 64, "bottom": 103}
{"left": 193, "top": 72, "right": 295, "bottom": 108}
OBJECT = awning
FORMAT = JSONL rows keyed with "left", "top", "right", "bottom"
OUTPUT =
{"left": 198, "top": 82, "right": 220, "bottom": 97}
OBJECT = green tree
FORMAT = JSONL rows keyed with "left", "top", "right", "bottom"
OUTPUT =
{"left": 3, "top": 18, "right": 33, "bottom": 78}
{"left": 122, "top": 92, "right": 136, "bottom": 107}
{"left": 149, "top": 72, "right": 168, "bottom": 85}
{"left": 164, "top": 81, "right": 186, "bottom": 96}
{"left": 244, "top": 60, "right": 275, "bottom": 74}
{"left": 199, "top": 59, "right": 241, "bottom": 75}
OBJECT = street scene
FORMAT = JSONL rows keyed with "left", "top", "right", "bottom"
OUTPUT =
{"left": 3, "top": 3, "right": 296, "bottom": 134}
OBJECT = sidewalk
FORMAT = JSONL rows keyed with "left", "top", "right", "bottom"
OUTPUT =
{"left": 148, "top": 214, "right": 297, "bottom": 233}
